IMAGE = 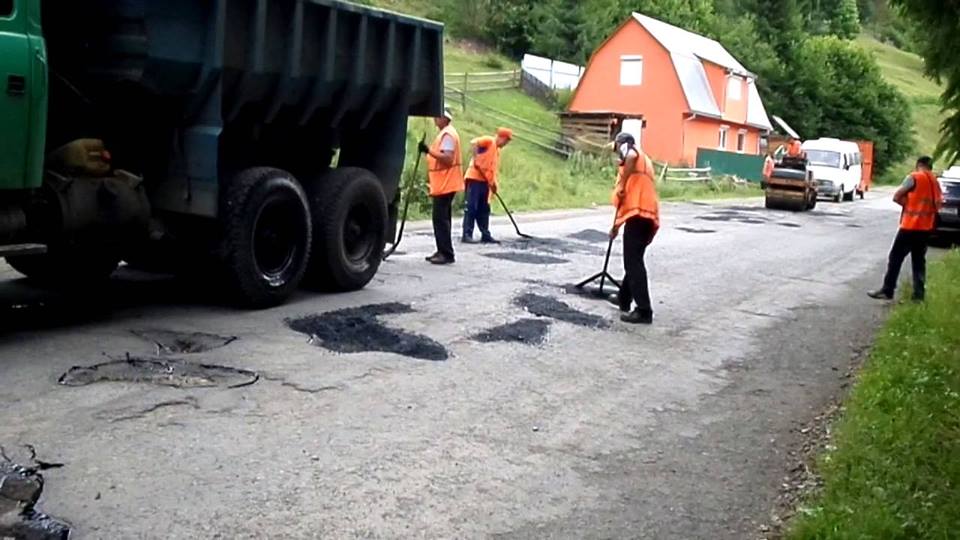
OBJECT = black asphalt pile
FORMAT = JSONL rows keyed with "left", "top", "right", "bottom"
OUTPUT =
{"left": 514, "top": 293, "right": 610, "bottom": 329}
{"left": 567, "top": 229, "right": 610, "bottom": 244}
{"left": 131, "top": 329, "right": 237, "bottom": 355}
{"left": 676, "top": 226, "right": 717, "bottom": 234}
{"left": 0, "top": 459, "right": 71, "bottom": 540}
{"left": 287, "top": 303, "right": 449, "bottom": 361}
{"left": 483, "top": 252, "right": 569, "bottom": 265}
{"left": 472, "top": 319, "right": 552, "bottom": 345}
{"left": 59, "top": 356, "right": 259, "bottom": 388}
{"left": 503, "top": 237, "right": 602, "bottom": 256}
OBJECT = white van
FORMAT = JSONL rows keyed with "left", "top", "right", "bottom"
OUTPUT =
{"left": 802, "top": 138, "right": 863, "bottom": 202}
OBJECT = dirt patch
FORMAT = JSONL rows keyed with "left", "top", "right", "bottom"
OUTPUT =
{"left": 676, "top": 226, "right": 717, "bottom": 234}
{"left": 567, "top": 229, "right": 611, "bottom": 244}
{"left": 130, "top": 329, "right": 236, "bottom": 355}
{"left": 0, "top": 452, "right": 71, "bottom": 540}
{"left": 472, "top": 319, "right": 552, "bottom": 345}
{"left": 483, "top": 252, "right": 569, "bottom": 265}
{"left": 514, "top": 293, "right": 610, "bottom": 329}
{"left": 287, "top": 303, "right": 449, "bottom": 362}
{"left": 59, "top": 356, "right": 259, "bottom": 388}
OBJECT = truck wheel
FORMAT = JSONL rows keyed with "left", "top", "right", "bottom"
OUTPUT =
{"left": 808, "top": 191, "right": 817, "bottom": 210}
{"left": 305, "top": 167, "right": 387, "bottom": 292}
{"left": 834, "top": 186, "right": 843, "bottom": 203}
{"left": 7, "top": 248, "right": 120, "bottom": 286}
{"left": 221, "top": 167, "right": 311, "bottom": 308}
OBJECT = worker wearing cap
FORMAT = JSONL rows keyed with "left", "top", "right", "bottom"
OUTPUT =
{"left": 609, "top": 132, "right": 659, "bottom": 325}
{"left": 418, "top": 108, "right": 464, "bottom": 265}
{"left": 786, "top": 136, "right": 804, "bottom": 159}
{"left": 462, "top": 127, "right": 513, "bottom": 244}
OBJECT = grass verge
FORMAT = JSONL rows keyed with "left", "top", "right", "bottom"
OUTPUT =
{"left": 788, "top": 249, "right": 960, "bottom": 539}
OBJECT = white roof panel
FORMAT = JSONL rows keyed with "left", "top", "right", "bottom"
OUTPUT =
{"left": 633, "top": 13, "right": 752, "bottom": 77}
{"left": 671, "top": 53, "right": 721, "bottom": 117}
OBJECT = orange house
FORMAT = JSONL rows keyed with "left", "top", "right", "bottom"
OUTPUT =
{"left": 568, "top": 13, "right": 773, "bottom": 165}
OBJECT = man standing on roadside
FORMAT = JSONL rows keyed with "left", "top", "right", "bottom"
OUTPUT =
{"left": 762, "top": 152, "right": 775, "bottom": 187}
{"left": 609, "top": 132, "right": 660, "bottom": 325}
{"left": 462, "top": 127, "right": 513, "bottom": 244}
{"left": 869, "top": 156, "right": 943, "bottom": 301}
{"left": 419, "top": 108, "right": 464, "bottom": 265}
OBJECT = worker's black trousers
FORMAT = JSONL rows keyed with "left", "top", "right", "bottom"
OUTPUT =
{"left": 881, "top": 228, "right": 929, "bottom": 300}
{"left": 432, "top": 193, "right": 456, "bottom": 261}
{"left": 619, "top": 217, "right": 656, "bottom": 313}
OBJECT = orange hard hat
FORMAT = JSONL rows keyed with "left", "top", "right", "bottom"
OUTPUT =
{"left": 497, "top": 127, "right": 514, "bottom": 140}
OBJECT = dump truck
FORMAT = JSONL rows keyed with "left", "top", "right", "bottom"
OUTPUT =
{"left": 0, "top": 0, "right": 443, "bottom": 307}
{"left": 764, "top": 157, "right": 817, "bottom": 211}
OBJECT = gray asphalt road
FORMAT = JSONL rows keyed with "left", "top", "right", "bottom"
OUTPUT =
{"left": 0, "top": 192, "right": 908, "bottom": 539}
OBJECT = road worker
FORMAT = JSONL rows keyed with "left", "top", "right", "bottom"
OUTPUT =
{"left": 762, "top": 152, "right": 775, "bottom": 187}
{"left": 786, "top": 136, "right": 804, "bottom": 159}
{"left": 418, "top": 108, "right": 464, "bottom": 265}
{"left": 608, "top": 132, "right": 660, "bottom": 325}
{"left": 462, "top": 127, "right": 513, "bottom": 244}
{"left": 868, "top": 156, "right": 943, "bottom": 302}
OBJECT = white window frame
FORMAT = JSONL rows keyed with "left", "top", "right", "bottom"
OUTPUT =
{"left": 727, "top": 75, "right": 743, "bottom": 101}
{"left": 620, "top": 55, "right": 644, "bottom": 87}
{"left": 736, "top": 129, "right": 747, "bottom": 153}
{"left": 718, "top": 126, "right": 729, "bottom": 150}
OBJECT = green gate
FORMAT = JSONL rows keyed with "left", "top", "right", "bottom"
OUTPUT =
{"left": 696, "top": 148, "right": 765, "bottom": 183}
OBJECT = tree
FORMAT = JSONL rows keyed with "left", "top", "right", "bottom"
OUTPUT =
{"left": 529, "top": 0, "right": 583, "bottom": 62}
{"left": 828, "top": 0, "right": 861, "bottom": 39}
{"left": 891, "top": 0, "right": 960, "bottom": 164}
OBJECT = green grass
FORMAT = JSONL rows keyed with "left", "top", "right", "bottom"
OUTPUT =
{"left": 857, "top": 36, "right": 947, "bottom": 183}
{"left": 788, "top": 249, "right": 960, "bottom": 539}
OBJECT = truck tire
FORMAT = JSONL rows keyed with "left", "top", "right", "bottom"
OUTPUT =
{"left": 221, "top": 167, "right": 312, "bottom": 308}
{"left": 305, "top": 167, "right": 387, "bottom": 292}
{"left": 7, "top": 248, "right": 120, "bottom": 286}
{"left": 807, "top": 190, "right": 818, "bottom": 210}
{"left": 834, "top": 185, "right": 843, "bottom": 203}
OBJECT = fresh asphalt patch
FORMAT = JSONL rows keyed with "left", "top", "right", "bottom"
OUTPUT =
{"left": 287, "top": 303, "right": 449, "bottom": 362}
{"left": 777, "top": 222, "right": 802, "bottom": 228}
{"left": 130, "top": 329, "right": 237, "bottom": 355}
{"left": 514, "top": 293, "right": 611, "bottom": 329}
{"left": 0, "top": 455, "right": 72, "bottom": 540}
{"left": 471, "top": 319, "right": 552, "bottom": 345}
{"left": 676, "top": 226, "right": 717, "bottom": 234}
{"left": 59, "top": 356, "right": 259, "bottom": 388}
{"left": 483, "top": 252, "right": 570, "bottom": 265}
{"left": 567, "top": 229, "right": 611, "bottom": 244}
{"left": 502, "top": 236, "right": 603, "bottom": 256}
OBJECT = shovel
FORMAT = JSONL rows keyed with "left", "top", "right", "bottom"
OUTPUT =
{"left": 570, "top": 205, "right": 621, "bottom": 298}
{"left": 494, "top": 192, "right": 534, "bottom": 239}
{"left": 383, "top": 134, "right": 426, "bottom": 261}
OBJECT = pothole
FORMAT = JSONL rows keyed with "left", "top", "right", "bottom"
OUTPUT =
{"left": 483, "top": 252, "right": 569, "bottom": 265}
{"left": 472, "top": 319, "right": 552, "bottom": 345}
{"left": 287, "top": 303, "right": 449, "bottom": 362}
{"left": 58, "top": 356, "right": 259, "bottom": 388}
{"left": 514, "top": 293, "right": 610, "bottom": 329}
{"left": 131, "top": 329, "right": 237, "bottom": 355}
{"left": 676, "top": 226, "right": 717, "bottom": 234}
{"left": 0, "top": 454, "right": 71, "bottom": 540}
{"left": 567, "top": 229, "right": 610, "bottom": 243}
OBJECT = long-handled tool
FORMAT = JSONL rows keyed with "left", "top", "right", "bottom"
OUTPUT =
{"left": 383, "top": 134, "right": 426, "bottom": 261}
{"left": 571, "top": 206, "right": 621, "bottom": 298}
{"left": 494, "top": 191, "right": 534, "bottom": 239}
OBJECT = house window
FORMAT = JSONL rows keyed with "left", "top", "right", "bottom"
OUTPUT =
{"left": 727, "top": 76, "right": 743, "bottom": 101}
{"left": 620, "top": 55, "right": 643, "bottom": 86}
{"left": 737, "top": 130, "right": 747, "bottom": 153}
{"left": 718, "top": 126, "right": 729, "bottom": 150}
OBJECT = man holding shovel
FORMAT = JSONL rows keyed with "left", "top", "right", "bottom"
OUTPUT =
{"left": 462, "top": 127, "right": 513, "bottom": 244}
{"left": 609, "top": 132, "right": 660, "bottom": 324}
{"left": 418, "top": 108, "right": 464, "bottom": 265}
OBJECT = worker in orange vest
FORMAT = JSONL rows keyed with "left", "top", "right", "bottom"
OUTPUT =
{"left": 462, "top": 127, "right": 513, "bottom": 244}
{"left": 785, "top": 136, "right": 804, "bottom": 159}
{"left": 869, "top": 156, "right": 943, "bottom": 301}
{"left": 609, "top": 132, "right": 660, "bottom": 324}
{"left": 418, "top": 107, "right": 464, "bottom": 265}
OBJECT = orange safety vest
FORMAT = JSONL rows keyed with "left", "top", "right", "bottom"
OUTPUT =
{"left": 427, "top": 126, "right": 464, "bottom": 196}
{"left": 900, "top": 170, "right": 942, "bottom": 231}
{"left": 465, "top": 136, "right": 499, "bottom": 188}
{"left": 763, "top": 155, "right": 775, "bottom": 179}
{"left": 611, "top": 148, "right": 660, "bottom": 233}
{"left": 786, "top": 140, "right": 803, "bottom": 157}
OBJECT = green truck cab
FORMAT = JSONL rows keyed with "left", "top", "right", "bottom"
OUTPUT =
{"left": 0, "top": 0, "right": 443, "bottom": 307}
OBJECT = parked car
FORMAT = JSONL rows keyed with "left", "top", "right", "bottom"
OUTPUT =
{"left": 803, "top": 138, "right": 863, "bottom": 203}
{"left": 937, "top": 166, "right": 960, "bottom": 233}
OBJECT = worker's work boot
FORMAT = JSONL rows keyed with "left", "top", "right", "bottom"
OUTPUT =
{"left": 424, "top": 252, "right": 440, "bottom": 262}
{"left": 461, "top": 235, "right": 478, "bottom": 244}
{"left": 427, "top": 254, "right": 454, "bottom": 265}
{"left": 607, "top": 292, "right": 631, "bottom": 313}
{"left": 621, "top": 309, "right": 653, "bottom": 325}
{"left": 480, "top": 235, "right": 500, "bottom": 244}
{"left": 867, "top": 289, "right": 893, "bottom": 300}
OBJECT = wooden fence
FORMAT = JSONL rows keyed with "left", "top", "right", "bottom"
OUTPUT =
{"left": 444, "top": 70, "right": 522, "bottom": 93}
{"left": 662, "top": 166, "right": 712, "bottom": 182}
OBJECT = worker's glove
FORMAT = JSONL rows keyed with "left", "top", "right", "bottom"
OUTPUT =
{"left": 417, "top": 141, "right": 430, "bottom": 155}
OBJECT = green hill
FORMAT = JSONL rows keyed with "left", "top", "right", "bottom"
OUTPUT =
{"left": 856, "top": 36, "right": 947, "bottom": 180}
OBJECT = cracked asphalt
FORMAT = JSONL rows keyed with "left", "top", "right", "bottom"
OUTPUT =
{"left": 0, "top": 191, "right": 912, "bottom": 538}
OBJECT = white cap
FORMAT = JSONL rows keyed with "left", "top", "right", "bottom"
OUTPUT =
{"left": 442, "top": 104, "right": 454, "bottom": 120}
